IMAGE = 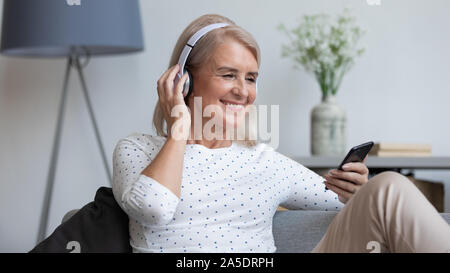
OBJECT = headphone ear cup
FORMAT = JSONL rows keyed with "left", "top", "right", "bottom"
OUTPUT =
{"left": 181, "top": 69, "right": 189, "bottom": 97}
{"left": 184, "top": 69, "right": 194, "bottom": 98}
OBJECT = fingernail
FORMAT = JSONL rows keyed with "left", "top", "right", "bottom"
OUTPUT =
{"left": 342, "top": 164, "right": 350, "bottom": 169}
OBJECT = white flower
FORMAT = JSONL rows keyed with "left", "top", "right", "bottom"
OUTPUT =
{"left": 279, "top": 9, "right": 365, "bottom": 96}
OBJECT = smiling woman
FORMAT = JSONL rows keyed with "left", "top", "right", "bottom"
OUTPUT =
{"left": 152, "top": 14, "right": 260, "bottom": 147}
{"left": 112, "top": 14, "right": 346, "bottom": 253}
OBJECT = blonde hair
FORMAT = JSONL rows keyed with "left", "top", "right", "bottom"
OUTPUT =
{"left": 152, "top": 14, "right": 260, "bottom": 147}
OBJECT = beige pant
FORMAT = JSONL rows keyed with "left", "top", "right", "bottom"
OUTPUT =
{"left": 312, "top": 171, "right": 450, "bottom": 253}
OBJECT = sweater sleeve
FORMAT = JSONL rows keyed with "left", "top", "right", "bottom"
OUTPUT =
{"left": 112, "top": 135, "right": 180, "bottom": 226}
{"left": 275, "top": 152, "right": 344, "bottom": 211}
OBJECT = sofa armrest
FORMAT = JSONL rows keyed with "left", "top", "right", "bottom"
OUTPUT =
{"left": 61, "top": 209, "right": 79, "bottom": 224}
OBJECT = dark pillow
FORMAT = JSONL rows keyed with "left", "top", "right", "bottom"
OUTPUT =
{"left": 30, "top": 187, "right": 132, "bottom": 253}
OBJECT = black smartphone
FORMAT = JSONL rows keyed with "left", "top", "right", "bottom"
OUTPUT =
{"left": 337, "top": 141, "right": 374, "bottom": 170}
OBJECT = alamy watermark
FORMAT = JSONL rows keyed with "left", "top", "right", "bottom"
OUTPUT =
{"left": 66, "top": 0, "right": 81, "bottom": 6}
{"left": 66, "top": 241, "right": 81, "bottom": 253}
{"left": 366, "top": 241, "right": 381, "bottom": 253}
{"left": 366, "top": 0, "right": 381, "bottom": 6}
{"left": 170, "top": 97, "right": 279, "bottom": 149}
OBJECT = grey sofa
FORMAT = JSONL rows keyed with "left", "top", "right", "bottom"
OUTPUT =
{"left": 63, "top": 209, "right": 450, "bottom": 252}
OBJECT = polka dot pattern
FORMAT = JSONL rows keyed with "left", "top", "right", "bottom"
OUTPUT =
{"left": 112, "top": 132, "right": 343, "bottom": 253}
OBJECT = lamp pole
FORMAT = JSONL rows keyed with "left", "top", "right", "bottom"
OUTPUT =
{"left": 0, "top": 0, "right": 144, "bottom": 246}
{"left": 36, "top": 51, "right": 112, "bottom": 244}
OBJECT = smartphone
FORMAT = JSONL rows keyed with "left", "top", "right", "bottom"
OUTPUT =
{"left": 337, "top": 141, "right": 374, "bottom": 171}
{"left": 325, "top": 141, "right": 374, "bottom": 190}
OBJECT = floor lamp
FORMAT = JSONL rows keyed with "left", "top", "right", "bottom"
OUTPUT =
{"left": 0, "top": 0, "right": 144, "bottom": 244}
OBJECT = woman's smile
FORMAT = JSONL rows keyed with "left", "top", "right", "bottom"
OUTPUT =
{"left": 219, "top": 99, "right": 246, "bottom": 112}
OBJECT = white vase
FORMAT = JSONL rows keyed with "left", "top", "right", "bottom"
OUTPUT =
{"left": 311, "top": 94, "right": 347, "bottom": 156}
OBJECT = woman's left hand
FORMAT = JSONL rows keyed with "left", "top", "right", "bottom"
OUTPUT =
{"left": 323, "top": 156, "right": 369, "bottom": 204}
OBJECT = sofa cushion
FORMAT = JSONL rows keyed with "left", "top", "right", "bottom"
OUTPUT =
{"left": 29, "top": 187, "right": 131, "bottom": 253}
{"left": 272, "top": 210, "right": 338, "bottom": 253}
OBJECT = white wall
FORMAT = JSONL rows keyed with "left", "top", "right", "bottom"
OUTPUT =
{"left": 1, "top": 0, "right": 449, "bottom": 252}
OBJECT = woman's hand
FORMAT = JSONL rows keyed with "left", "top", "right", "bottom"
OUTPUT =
{"left": 323, "top": 156, "right": 370, "bottom": 204}
{"left": 157, "top": 64, "right": 191, "bottom": 140}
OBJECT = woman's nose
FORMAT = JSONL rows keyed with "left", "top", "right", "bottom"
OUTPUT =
{"left": 232, "top": 78, "right": 249, "bottom": 97}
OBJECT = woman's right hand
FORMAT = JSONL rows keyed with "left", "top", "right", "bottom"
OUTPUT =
{"left": 157, "top": 64, "right": 191, "bottom": 140}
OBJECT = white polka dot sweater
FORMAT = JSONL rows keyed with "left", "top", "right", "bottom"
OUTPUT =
{"left": 112, "top": 132, "right": 343, "bottom": 253}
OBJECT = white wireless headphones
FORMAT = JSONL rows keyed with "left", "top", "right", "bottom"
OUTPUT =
{"left": 174, "top": 23, "right": 258, "bottom": 98}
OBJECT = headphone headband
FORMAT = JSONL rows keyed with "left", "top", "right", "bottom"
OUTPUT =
{"left": 176, "top": 23, "right": 230, "bottom": 97}
{"left": 187, "top": 23, "right": 230, "bottom": 47}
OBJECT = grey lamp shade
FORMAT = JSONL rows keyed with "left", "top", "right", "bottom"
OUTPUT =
{"left": 0, "top": 0, "right": 144, "bottom": 57}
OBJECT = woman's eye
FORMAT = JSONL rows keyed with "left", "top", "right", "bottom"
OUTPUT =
{"left": 223, "top": 74, "right": 234, "bottom": 78}
{"left": 246, "top": 78, "right": 256, "bottom": 83}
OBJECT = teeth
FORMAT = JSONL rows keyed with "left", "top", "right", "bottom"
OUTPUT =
{"left": 225, "top": 103, "right": 243, "bottom": 108}
{"left": 221, "top": 101, "right": 244, "bottom": 108}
